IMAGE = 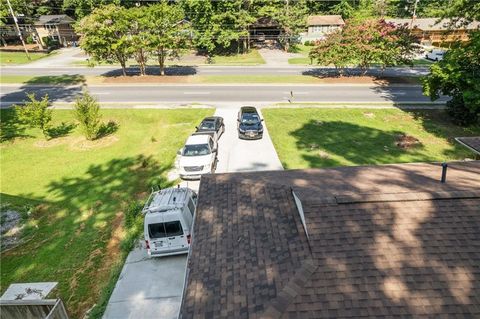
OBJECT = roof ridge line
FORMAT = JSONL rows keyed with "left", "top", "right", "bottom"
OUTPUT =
{"left": 334, "top": 190, "right": 480, "bottom": 205}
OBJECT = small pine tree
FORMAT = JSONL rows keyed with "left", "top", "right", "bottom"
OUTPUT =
{"left": 74, "top": 90, "right": 101, "bottom": 140}
{"left": 15, "top": 93, "right": 52, "bottom": 140}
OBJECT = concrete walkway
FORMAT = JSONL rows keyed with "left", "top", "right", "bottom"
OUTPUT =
{"left": 258, "top": 47, "right": 302, "bottom": 66}
{"left": 103, "top": 105, "right": 283, "bottom": 319}
{"left": 19, "top": 47, "right": 86, "bottom": 68}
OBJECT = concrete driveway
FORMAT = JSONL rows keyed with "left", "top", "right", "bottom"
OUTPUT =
{"left": 103, "top": 250, "right": 187, "bottom": 319}
{"left": 103, "top": 105, "right": 282, "bottom": 319}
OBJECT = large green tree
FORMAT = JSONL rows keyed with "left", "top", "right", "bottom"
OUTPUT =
{"left": 423, "top": 32, "right": 480, "bottom": 125}
{"left": 422, "top": 0, "right": 480, "bottom": 125}
{"left": 310, "top": 18, "right": 416, "bottom": 71}
{"left": 146, "top": 3, "right": 191, "bottom": 75}
{"left": 76, "top": 4, "right": 132, "bottom": 76}
{"left": 181, "top": 0, "right": 255, "bottom": 54}
{"left": 62, "top": 0, "right": 121, "bottom": 19}
{"left": 256, "top": 0, "right": 307, "bottom": 52}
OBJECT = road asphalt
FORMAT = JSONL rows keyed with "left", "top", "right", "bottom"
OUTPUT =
{"left": 0, "top": 65, "right": 429, "bottom": 77}
{"left": 0, "top": 84, "right": 442, "bottom": 107}
{"left": 103, "top": 107, "right": 283, "bottom": 319}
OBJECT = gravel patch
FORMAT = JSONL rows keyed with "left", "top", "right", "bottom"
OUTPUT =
{"left": 1, "top": 209, "right": 23, "bottom": 250}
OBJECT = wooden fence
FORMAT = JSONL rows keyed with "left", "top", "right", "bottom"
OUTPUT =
{"left": 0, "top": 299, "right": 69, "bottom": 319}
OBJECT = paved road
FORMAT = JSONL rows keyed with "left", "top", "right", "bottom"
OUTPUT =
{"left": 0, "top": 65, "right": 429, "bottom": 77}
{"left": 0, "top": 84, "right": 441, "bottom": 106}
{"left": 103, "top": 106, "right": 282, "bottom": 319}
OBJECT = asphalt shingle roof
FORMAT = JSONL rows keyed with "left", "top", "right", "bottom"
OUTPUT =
{"left": 35, "top": 15, "right": 75, "bottom": 25}
{"left": 180, "top": 161, "right": 480, "bottom": 318}
{"left": 307, "top": 15, "right": 345, "bottom": 26}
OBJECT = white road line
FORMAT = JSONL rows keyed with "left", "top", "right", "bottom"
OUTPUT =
{"left": 94, "top": 92, "right": 112, "bottom": 95}
{"left": 183, "top": 92, "right": 211, "bottom": 95}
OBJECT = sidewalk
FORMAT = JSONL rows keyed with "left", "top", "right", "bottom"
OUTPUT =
{"left": 19, "top": 47, "right": 86, "bottom": 68}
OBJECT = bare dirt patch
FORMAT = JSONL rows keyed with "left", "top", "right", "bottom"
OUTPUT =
{"left": 69, "top": 136, "right": 119, "bottom": 151}
{"left": 34, "top": 136, "right": 71, "bottom": 148}
{"left": 102, "top": 75, "right": 191, "bottom": 84}
{"left": 395, "top": 134, "right": 422, "bottom": 149}
{"left": 363, "top": 112, "right": 376, "bottom": 118}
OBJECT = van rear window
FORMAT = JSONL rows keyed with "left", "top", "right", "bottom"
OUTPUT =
{"left": 148, "top": 221, "right": 183, "bottom": 239}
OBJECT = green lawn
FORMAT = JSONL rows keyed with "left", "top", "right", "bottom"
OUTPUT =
{"left": 0, "top": 108, "right": 213, "bottom": 318}
{"left": 206, "top": 50, "right": 265, "bottom": 65}
{"left": 0, "top": 51, "right": 55, "bottom": 65}
{"left": 263, "top": 108, "right": 480, "bottom": 169}
{"left": 0, "top": 74, "right": 88, "bottom": 85}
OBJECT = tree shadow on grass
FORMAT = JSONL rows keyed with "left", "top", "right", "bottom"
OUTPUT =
{"left": 0, "top": 109, "right": 31, "bottom": 142}
{"left": 46, "top": 122, "right": 77, "bottom": 139}
{"left": 25, "top": 75, "right": 86, "bottom": 86}
{"left": 404, "top": 110, "right": 480, "bottom": 158}
{"left": 290, "top": 120, "right": 428, "bottom": 168}
{"left": 6, "top": 155, "right": 175, "bottom": 318}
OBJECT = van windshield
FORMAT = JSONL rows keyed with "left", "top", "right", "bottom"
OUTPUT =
{"left": 148, "top": 221, "right": 183, "bottom": 239}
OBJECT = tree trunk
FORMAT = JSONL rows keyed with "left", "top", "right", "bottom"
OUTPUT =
{"left": 158, "top": 47, "right": 165, "bottom": 76}
{"left": 120, "top": 60, "right": 127, "bottom": 76}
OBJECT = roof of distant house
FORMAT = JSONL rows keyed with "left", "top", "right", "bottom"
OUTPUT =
{"left": 456, "top": 136, "right": 480, "bottom": 155}
{"left": 385, "top": 18, "right": 480, "bottom": 31}
{"left": 35, "top": 15, "right": 75, "bottom": 26}
{"left": 180, "top": 161, "right": 480, "bottom": 319}
{"left": 307, "top": 15, "right": 345, "bottom": 26}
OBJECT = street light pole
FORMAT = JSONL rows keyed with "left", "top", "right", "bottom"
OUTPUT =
{"left": 6, "top": 0, "right": 30, "bottom": 60}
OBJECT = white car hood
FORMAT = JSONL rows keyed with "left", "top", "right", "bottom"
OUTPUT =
{"left": 179, "top": 154, "right": 211, "bottom": 167}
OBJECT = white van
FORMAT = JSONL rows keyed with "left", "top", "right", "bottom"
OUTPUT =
{"left": 143, "top": 187, "right": 197, "bottom": 257}
{"left": 425, "top": 49, "right": 446, "bottom": 61}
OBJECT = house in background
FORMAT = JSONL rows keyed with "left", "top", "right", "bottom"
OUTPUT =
{"left": 301, "top": 15, "right": 345, "bottom": 43}
{"left": 0, "top": 16, "right": 37, "bottom": 47}
{"left": 386, "top": 18, "right": 480, "bottom": 45}
{"left": 34, "top": 15, "right": 78, "bottom": 47}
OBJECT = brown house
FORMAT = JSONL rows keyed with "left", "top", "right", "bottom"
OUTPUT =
{"left": 386, "top": 18, "right": 480, "bottom": 45}
{"left": 302, "top": 15, "right": 345, "bottom": 42}
{"left": 34, "top": 15, "right": 78, "bottom": 47}
{"left": 180, "top": 161, "right": 480, "bottom": 318}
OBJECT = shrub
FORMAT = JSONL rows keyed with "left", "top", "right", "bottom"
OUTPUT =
{"left": 14, "top": 93, "right": 52, "bottom": 139}
{"left": 42, "top": 36, "right": 60, "bottom": 49}
{"left": 74, "top": 90, "right": 101, "bottom": 140}
{"left": 446, "top": 94, "right": 479, "bottom": 126}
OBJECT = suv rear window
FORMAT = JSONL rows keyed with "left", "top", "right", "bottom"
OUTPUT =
{"left": 148, "top": 221, "right": 183, "bottom": 239}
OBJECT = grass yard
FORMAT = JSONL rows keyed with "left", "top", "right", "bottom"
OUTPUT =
{"left": 0, "top": 108, "right": 213, "bottom": 318}
{"left": 263, "top": 108, "right": 480, "bottom": 169}
{"left": 208, "top": 49, "right": 265, "bottom": 65}
{"left": 0, "top": 51, "right": 55, "bottom": 65}
{"left": 0, "top": 74, "right": 88, "bottom": 85}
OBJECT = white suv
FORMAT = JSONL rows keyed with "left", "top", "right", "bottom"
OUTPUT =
{"left": 178, "top": 134, "right": 217, "bottom": 180}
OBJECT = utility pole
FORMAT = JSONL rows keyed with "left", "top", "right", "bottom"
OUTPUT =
{"left": 6, "top": 0, "right": 30, "bottom": 60}
{"left": 409, "top": 0, "right": 420, "bottom": 30}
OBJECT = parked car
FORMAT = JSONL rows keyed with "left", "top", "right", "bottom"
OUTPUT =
{"left": 143, "top": 187, "right": 197, "bottom": 257}
{"left": 237, "top": 106, "right": 263, "bottom": 140}
{"left": 194, "top": 116, "right": 225, "bottom": 143}
{"left": 425, "top": 49, "right": 445, "bottom": 61}
{"left": 178, "top": 134, "right": 217, "bottom": 180}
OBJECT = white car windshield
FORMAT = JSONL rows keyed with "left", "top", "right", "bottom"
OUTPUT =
{"left": 183, "top": 144, "right": 210, "bottom": 156}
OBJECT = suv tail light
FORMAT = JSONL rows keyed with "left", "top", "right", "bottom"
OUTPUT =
{"left": 145, "top": 240, "right": 150, "bottom": 249}
{"left": 187, "top": 235, "right": 191, "bottom": 244}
